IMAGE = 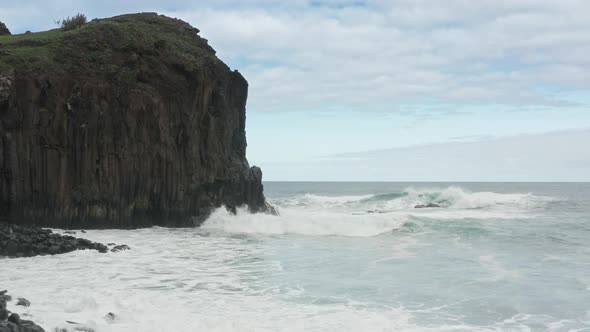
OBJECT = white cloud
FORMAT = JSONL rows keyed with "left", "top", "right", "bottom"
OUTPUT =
{"left": 166, "top": 1, "right": 590, "bottom": 112}
{"left": 2, "top": 0, "right": 590, "bottom": 113}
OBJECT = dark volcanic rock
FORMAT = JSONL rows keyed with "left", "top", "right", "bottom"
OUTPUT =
{"left": 7, "top": 313, "right": 20, "bottom": 325}
{"left": 0, "top": 222, "right": 108, "bottom": 257}
{"left": 0, "top": 13, "right": 271, "bottom": 228}
{"left": 0, "top": 291, "right": 45, "bottom": 331}
{"left": 0, "top": 309, "right": 8, "bottom": 321}
{"left": 110, "top": 244, "right": 130, "bottom": 252}
{"left": 15, "top": 299, "right": 29, "bottom": 307}
{"left": 0, "top": 22, "right": 9, "bottom": 36}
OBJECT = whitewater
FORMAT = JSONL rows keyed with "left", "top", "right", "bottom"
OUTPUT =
{"left": 2, "top": 182, "right": 589, "bottom": 331}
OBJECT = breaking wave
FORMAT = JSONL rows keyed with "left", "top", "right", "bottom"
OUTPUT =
{"left": 201, "top": 187, "right": 557, "bottom": 237}
{"left": 274, "top": 186, "right": 555, "bottom": 211}
{"left": 201, "top": 207, "right": 409, "bottom": 237}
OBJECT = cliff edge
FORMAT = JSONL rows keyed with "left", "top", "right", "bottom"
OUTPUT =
{"left": 0, "top": 13, "right": 270, "bottom": 228}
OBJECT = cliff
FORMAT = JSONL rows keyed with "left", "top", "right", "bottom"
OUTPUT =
{"left": 0, "top": 13, "right": 270, "bottom": 228}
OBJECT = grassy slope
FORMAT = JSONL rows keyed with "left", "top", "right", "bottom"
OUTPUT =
{"left": 0, "top": 13, "right": 218, "bottom": 86}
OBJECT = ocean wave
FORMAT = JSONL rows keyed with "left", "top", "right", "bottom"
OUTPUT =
{"left": 201, "top": 207, "right": 408, "bottom": 237}
{"left": 270, "top": 186, "right": 556, "bottom": 212}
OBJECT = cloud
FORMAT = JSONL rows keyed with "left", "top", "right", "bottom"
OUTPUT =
{"left": 1, "top": 0, "right": 590, "bottom": 114}
{"left": 167, "top": 1, "right": 590, "bottom": 112}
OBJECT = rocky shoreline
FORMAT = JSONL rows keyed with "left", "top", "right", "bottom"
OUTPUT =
{"left": 1, "top": 223, "right": 130, "bottom": 332}
{"left": 0, "top": 290, "right": 44, "bottom": 332}
{"left": 0, "top": 223, "right": 132, "bottom": 258}
{"left": 0, "top": 223, "right": 109, "bottom": 258}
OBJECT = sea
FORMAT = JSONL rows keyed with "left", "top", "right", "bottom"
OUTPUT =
{"left": 2, "top": 182, "right": 590, "bottom": 331}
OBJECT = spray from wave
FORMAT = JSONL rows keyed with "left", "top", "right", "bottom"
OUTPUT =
{"left": 274, "top": 186, "right": 555, "bottom": 211}
{"left": 201, "top": 207, "right": 408, "bottom": 237}
{"left": 201, "top": 186, "right": 557, "bottom": 237}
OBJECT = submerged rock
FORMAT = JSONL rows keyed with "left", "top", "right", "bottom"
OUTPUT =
{"left": 15, "top": 299, "right": 29, "bottom": 307}
{"left": 104, "top": 312, "right": 116, "bottom": 322}
{"left": 110, "top": 244, "right": 130, "bottom": 252}
{"left": 0, "top": 13, "right": 271, "bottom": 228}
{"left": 414, "top": 203, "right": 441, "bottom": 209}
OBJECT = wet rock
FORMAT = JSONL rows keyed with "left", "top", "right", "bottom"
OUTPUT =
{"left": 15, "top": 298, "right": 29, "bottom": 307}
{"left": 110, "top": 245, "right": 130, "bottom": 252}
{"left": 63, "top": 231, "right": 76, "bottom": 235}
{"left": 7, "top": 313, "right": 19, "bottom": 325}
{"left": 0, "top": 322, "right": 18, "bottom": 332}
{"left": 0, "top": 22, "right": 10, "bottom": 36}
{"left": 104, "top": 312, "right": 116, "bottom": 322}
{"left": 4, "top": 241, "right": 18, "bottom": 256}
{"left": 414, "top": 203, "right": 441, "bottom": 209}
{"left": 19, "top": 320, "right": 45, "bottom": 332}
{"left": 0, "top": 291, "right": 45, "bottom": 331}
{"left": 1, "top": 223, "right": 109, "bottom": 257}
{"left": 0, "top": 308, "right": 8, "bottom": 321}
{"left": 0, "top": 294, "right": 11, "bottom": 305}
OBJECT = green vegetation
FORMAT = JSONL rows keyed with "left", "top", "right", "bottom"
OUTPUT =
{"left": 57, "top": 13, "right": 87, "bottom": 31}
{"left": 0, "top": 13, "right": 216, "bottom": 86}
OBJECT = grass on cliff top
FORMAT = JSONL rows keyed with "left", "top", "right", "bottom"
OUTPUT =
{"left": 0, "top": 13, "right": 217, "bottom": 83}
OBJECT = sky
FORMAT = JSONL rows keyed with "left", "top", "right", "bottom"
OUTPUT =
{"left": 1, "top": 0, "right": 589, "bottom": 181}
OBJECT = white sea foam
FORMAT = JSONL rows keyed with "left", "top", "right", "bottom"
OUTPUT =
{"left": 0, "top": 228, "right": 422, "bottom": 332}
{"left": 2, "top": 184, "right": 583, "bottom": 332}
{"left": 201, "top": 207, "right": 408, "bottom": 237}
{"left": 272, "top": 186, "right": 555, "bottom": 212}
{"left": 201, "top": 187, "right": 556, "bottom": 238}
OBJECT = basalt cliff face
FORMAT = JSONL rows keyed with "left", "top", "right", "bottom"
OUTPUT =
{"left": 0, "top": 13, "right": 269, "bottom": 228}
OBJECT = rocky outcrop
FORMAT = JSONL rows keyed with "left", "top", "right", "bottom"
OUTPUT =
{"left": 0, "top": 291, "right": 45, "bottom": 332}
{"left": 0, "top": 22, "right": 10, "bottom": 36}
{"left": 0, "top": 223, "right": 108, "bottom": 257}
{"left": 0, "top": 13, "right": 270, "bottom": 228}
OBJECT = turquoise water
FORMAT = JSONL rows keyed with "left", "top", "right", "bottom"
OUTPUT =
{"left": 2, "top": 182, "right": 589, "bottom": 331}
{"left": 206, "top": 182, "right": 590, "bottom": 330}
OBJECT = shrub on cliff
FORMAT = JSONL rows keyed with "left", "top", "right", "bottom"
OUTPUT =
{"left": 0, "top": 21, "right": 10, "bottom": 35}
{"left": 57, "top": 13, "right": 87, "bottom": 31}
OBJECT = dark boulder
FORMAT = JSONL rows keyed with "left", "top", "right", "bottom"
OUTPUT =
{"left": 4, "top": 241, "right": 17, "bottom": 256}
{"left": 0, "top": 22, "right": 9, "bottom": 36}
{"left": 0, "top": 292, "right": 45, "bottom": 332}
{"left": 0, "top": 322, "right": 18, "bottom": 332}
{"left": 0, "top": 308, "right": 8, "bottom": 321}
{"left": 110, "top": 244, "right": 130, "bottom": 252}
{"left": 15, "top": 299, "right": 29, "bottom": 307}
{"left": 0, "top": 294, "right": 11, "bottom": 305}
{"left": 7, "top": 313, "right": 19, "bottom": 325}
{"left": 104, "top": 312, "right": 116, "bottom": 322}
{"left": 18, "top": 320, "right": 45, "bottom": 332}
